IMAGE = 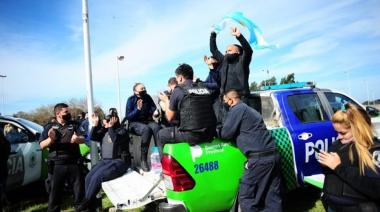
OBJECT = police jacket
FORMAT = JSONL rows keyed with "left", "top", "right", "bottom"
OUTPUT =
{"left": 323, "top": 138, "right": 380, "bottom": 203}
{"left": 39, "top": 120, "right": 83, "bottom": 161}
{"left": 210, "top": 32, "right": 253, "bottom": 96}
{"left": 220, "top": 101, "right": 275, "bottom": 155}
{"left": 175, "top": 82, "right": 216, "bottom": 132}
{"left": 125, "top": 93, "right": 157, "bottom": 123}
{"left": 90, "top": 123, "right": 130, "bottom": 163}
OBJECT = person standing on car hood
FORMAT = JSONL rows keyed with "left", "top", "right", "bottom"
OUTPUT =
{"left": 39, "top": 103, "right": 85, "bottom": 212}
{"left": 219, "top": 89, "right": 282, "bottom": 212}
{"left": 210, "top": 26, "right": 253, "bottom": 125}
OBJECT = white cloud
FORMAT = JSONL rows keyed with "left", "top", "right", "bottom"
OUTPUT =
{"left": 280, "top": 37, "right": 339, "bottom": 63}
{"left": 1, "top": 0, "right": 380, "bottom": 115}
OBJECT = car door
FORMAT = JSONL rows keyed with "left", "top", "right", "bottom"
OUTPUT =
{"left": 274, "top": 90, "right": 337, "bottom": 184}
{"left": 1, "top": 120, "right": 42, "bottom": 188}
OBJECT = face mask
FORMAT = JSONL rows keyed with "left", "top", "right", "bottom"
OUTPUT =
{"left": 223, "top": 99, "right": 231, "bottom": 109}
{"left": 139, "top": 90, "right": 147, "bottom": 96}
{"left": 62, "top": 113, "right": 72, "bottom": 122}
{"left": 225, "top": 53, "right": 239, "bottom": 63}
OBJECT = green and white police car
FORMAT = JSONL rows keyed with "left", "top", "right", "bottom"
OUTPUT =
{"left": 1, "top": 115, "right": 47, "bottom": 190}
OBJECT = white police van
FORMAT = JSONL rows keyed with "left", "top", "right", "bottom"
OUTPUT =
{"left": 0, "top": 116, "right": 45, "bottom": 190}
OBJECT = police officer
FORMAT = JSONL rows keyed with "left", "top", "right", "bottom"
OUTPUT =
{"left": 124, "top": 83, "right": 161, "bottom": 172}
{"left": 210, "top": 26, "right": 253, "bottom": 125}
{"left": 158, "top": 77, "right": 178, "bottom": 127}
{"left": 219, "top": 89, "right": 282, "bottom": 212}
{"left": 40, "top": 103, "right": 85, "bottom": 212}
{"left": 158, "top": 63, "right": 216, "bottom": 157}
{"left": 78, "top": 110, "right": 130, "bottom": 211}
{"left": 318, "top": 103, "right": 380, "bottom": 211}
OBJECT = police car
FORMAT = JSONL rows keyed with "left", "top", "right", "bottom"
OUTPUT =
{"left": 101, "top": 82, "right": 380, "bottom": 211}
{"left": 0, "top": 116, "right": 47, "bottom": 190}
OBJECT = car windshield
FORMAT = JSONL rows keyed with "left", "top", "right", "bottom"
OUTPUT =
{"left": 17, "top": 118, "right": 43, "bottom": 132}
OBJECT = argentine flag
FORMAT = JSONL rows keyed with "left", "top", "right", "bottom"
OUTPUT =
{"left": 214, "top": 12, "right": 277, "bottom": 50}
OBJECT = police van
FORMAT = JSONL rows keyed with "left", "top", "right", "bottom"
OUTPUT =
{"left": 102, "top": 82, "right": 380, "bottom": 211}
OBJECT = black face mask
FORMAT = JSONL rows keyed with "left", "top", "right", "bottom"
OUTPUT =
{"left": 223, "top": 101, "right": 230, "bottom": 109}
{"left": 139, "top": 90, "right": 147, "bottom": 96}
{"left": 62, "top": 113, "right": 72, "bottom": 122}
{"left": 225, "top": 53, "right": 239, "bottom": 63}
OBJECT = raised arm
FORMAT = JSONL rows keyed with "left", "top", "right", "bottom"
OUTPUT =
{"left": 232, "top": 27, "right": 253, "bottom": 66}
{"left": 210, "top": 32, "right": 224, "bottom": 62}
{"left": 89, "top": 114, "right": 106, "bottom": 142}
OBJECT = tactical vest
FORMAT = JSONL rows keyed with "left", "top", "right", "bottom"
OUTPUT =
{"left": 47, "top": 121, "right": 81, "bottom": 160}
{"left": 178, "top": 83, "right": 216, "bottom": 131}
{"left": 101, "top": 128, "right": 130, "bottom": 161}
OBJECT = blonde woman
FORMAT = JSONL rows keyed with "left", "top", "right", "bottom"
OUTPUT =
{"left": 318, "top": 103, "right": 380, "bottom": 212}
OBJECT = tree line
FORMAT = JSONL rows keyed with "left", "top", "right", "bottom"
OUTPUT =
{"left": 250, "top": 73, "right": 296, "bottom": 91}
{"left": 13, "top": 98, "right": 105, "bottom": 126}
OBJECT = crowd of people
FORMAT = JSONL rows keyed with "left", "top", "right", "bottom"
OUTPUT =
{"left": 1, "top": 26, "right": 379, "bottom": 212}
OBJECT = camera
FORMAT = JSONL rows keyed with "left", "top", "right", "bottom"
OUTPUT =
{"left": 105, "top": 108, "right": 118, "bottom": 122}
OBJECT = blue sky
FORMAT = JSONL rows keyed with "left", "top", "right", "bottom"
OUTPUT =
{"left": 0, "top": 0, "right": 379, "bottom": 116}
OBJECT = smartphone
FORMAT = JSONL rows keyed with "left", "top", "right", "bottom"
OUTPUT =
{"left": 312, "top": 147, "right": 321, "bottom": 153}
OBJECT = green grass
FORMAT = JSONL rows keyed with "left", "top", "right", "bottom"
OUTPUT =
{"left": 3, "top": 181, "right": 325, "bottom": 212}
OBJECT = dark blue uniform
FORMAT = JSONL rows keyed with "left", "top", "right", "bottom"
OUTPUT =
{"left": 40, "top": 120, "right": 84, "bottom": 212}
{"left": 220, "top": 101, "right": 282, "bottom": 212}
{"left": 157, "top": 80, "right": 216, "bottom": 157}
{"left": 125, "top": 94, "right": 161, "bottom": 149}
{"left": 79, "top": 123, "right": 130, "bottom": 211}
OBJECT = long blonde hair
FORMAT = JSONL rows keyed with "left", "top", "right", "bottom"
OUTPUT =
{"left": 332, "top": 103, "right": 376, "bottom": 175}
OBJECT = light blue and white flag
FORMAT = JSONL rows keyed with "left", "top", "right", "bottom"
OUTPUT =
{"left": 214, "top": 12, "right": 277, "bottom": 50}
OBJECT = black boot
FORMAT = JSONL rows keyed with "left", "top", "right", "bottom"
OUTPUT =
{"left": 141, "top": 152, "right": 150, "bottom": 172}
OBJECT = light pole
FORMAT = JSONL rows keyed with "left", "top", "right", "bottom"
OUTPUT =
{"left": 344, "top": 71, "right": 351, "bottom": 96}
{"left": 261, "top": 70, "right": 266, "bottom": 87}
{"left": 116, "top": 55, "right": 124, "bottom": 116}
{"left": 262, "top": 69, "right": 270, "bottom": 86}
{"left": 0, "top": 75, "right": 6, "bottom": 115}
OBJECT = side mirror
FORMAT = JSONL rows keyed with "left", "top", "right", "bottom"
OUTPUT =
{"left": 366, "top": 106, "right": 379, "bottom": 117}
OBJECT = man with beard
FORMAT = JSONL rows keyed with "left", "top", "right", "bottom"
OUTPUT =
{"left": 210, "top": 26, "right": 253, "bottom": 124}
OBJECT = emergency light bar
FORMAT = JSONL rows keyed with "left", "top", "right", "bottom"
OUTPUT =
{"left": 261, "top": 82, "right": 315, "bottom": 91}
